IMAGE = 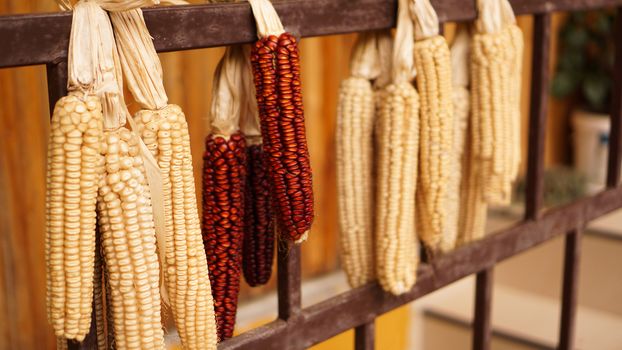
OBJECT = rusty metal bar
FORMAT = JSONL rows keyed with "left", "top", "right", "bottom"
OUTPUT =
{"left": 277, "top": 242, "right": 301, "bottom": 321}
{"left": 221, "top": 186, "right": 622, "bottom": 349}
{"left": 45, "top": 61, "right": 67, "bottom": 115}
{"left": 558, "top": 230, "right": 582, "bottom": 350}
{"left": 5, "top": 0, "right": 622, "bottom": 68}
{"left": 607, "top": 7, "right": 622, "bottom": 188}
{"left": 354, "top": 321, "right": 375, "bottom": 350}
{"left": 473, "top": 269, "right": 493, "bottom": 350}
{"left": 525, "top": 13, "right": 551, "bottom": 220}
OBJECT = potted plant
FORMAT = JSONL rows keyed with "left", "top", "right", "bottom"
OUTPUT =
{"left": 551, "top": 10, "right": 616, "bottom": 192}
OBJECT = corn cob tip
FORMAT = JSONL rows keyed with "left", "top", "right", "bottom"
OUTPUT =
{"left": 294, "top": 231, "right": 309, "bottom": 244}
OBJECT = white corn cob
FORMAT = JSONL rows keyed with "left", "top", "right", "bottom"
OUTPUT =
{"left": 133, "top": 105, "right": 218, "bottom": 350}
{"left": 336, "top": 33, "right": 383, "bottom": 288}
{"left": 509, "top": 25, "right": 524, "bottom": 182}
{"left": 97, "top": 127, "right": 164, "bottom": 350}
{"left": 46, "top": 93, "right": 103, "bottom": 341}
{"left": 414, "top": 35, "right": 455, "bottom": 254}
{"left": 446, "top": 27, "right": 476, "bottom": 248}
{"left": 375, "top": 82, "right": 420, "bottom": 295}
{"left": 457, "top": 126, "right": 489, "bottom": 246}
{"left": 471, "top": 24, "right": 523, "bottom": 205}
{"left": 453, "top": 25, "right": 489, "bottom": 246}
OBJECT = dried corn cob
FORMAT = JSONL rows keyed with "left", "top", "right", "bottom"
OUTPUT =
{"left": 46, "top": 92, "right": 103, "bottom": 340}
{"left": 451, "top": 27, "right": 490, "bottom": 246}
{"left": 97, "top": 127, "right": 164, "bottom": 350}
{"left": 201, "top": 46, "right": 250, "bottom": 340}
{"left": 375, "top": 0, "right": 420, "bottom": 295}
{"left": 202, "top": 133, "right": 246, "bottom": 340}
{"left": 470, "top": 2, "right": 523, "bottom": 205}
{"left": 336, "top": 33, "right": 384, "bottom": 288}
{"left": 412, "top": 0, "right": 455, "bottom": 254}
{"left": 133, "top": 105, "right": 218, "bottom": 349}
{"left": 112, "top": 9, "right": 218, "bottom": 349}
{"left": 249, "top": 0, "right": 314, "bottom": 242}
{"left": 445, "top": 27, "right": 471, "bottom": 249}
{"left": 457, "top": 127, "right": 489, "bottom": 246}
{"left": 375, "top": 82, "right": 420, "bottom": 295}
{"left": 239, "top": 44, "right": 275, "bottom": 288}
{"left": 242, "top": 143, "right": 275, "bottom": 287}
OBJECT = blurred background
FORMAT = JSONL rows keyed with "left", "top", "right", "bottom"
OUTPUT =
{"left": 1, "top": 1, "right": 622, "bottom": 349}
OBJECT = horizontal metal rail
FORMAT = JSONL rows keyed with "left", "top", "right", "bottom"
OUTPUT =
{"left": 221, "top": 186, "right": 622, "bottom": 349}
{"left": 2, "top": 0, "right": 622, "bottom": 68}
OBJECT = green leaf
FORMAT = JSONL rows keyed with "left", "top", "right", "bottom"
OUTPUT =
{"left": 594, "top": 15, "right": 612, "bottom": 34}
{"left": 582, "top": 74, "right": 611, "bottom": 112}
{"left": 551, "top": 71, "right": 579, "bottom": 98}
{"left": 558, "top": 50, "right": 585, "bottom": 71}
{"left": 564, "top": 27, "right": 590, "bottom": 49}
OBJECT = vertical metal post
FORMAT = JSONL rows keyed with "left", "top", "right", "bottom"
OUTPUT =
{"left": 355, "top": 321, "right": 375, "bottom": 350}
{"left": 473, "top": 268, "right": 493, "bottom": 350}
{"left": 525, "top": 13, "right": 552, "bottom": 220}
{"left": 277, "top": 241, "right": 302, "bottom": 349}
{"left": 277, "top": 241, "right": 302, "bottom": 321}
{"left": 607, "top": 8, "right": 622, "bottom": 188}
{"left": 558, "top": 230, "right": 582, "bottom": 350}
{"left": 46, "top": 60, "right": 68, "bottom": 115}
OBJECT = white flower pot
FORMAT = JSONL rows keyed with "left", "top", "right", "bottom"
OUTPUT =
{"left": 571, "top": 110, "right": 611, "bottom": 193}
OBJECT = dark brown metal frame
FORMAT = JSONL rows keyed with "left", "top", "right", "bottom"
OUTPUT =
{"left": 2, "top": 0, "right": 622, "bottom": 349}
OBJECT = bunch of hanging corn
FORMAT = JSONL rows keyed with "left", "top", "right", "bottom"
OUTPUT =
{"left": 336, "top": 32, "right": 386, "bottom": 288}
{"left": 375, "top": 0, "right": 420, "bottom": 296}
{"left": 111, "top": 8, "right": 218, "bottom": 349}
{"left": 202, "top": 46, "right": 248, "bottom": 340}
{"left": 470, "top": 0, "right": 524, "bottom": 205}
{"left": 239, "top": 55, "right": 276, "bottom": 287}
{"left": 411, "top": 0, "right": 456, "bottom": 255}
{"left": 249, "top": 0, "right": 314, "bottom": 243}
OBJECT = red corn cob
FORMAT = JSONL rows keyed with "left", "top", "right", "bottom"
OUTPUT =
{"left": 242, "top": 144, "right": 275, "bottom": 286}
{"left": 251, "top": 33, "right": 314, "bottom": 242}
{"left": 202, "top": 132, "right": 246, "bottom": 341}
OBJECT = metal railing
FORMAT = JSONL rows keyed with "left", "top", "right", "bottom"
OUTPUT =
{"left": 2, "top": 0, "right": 622, "bottom": 349}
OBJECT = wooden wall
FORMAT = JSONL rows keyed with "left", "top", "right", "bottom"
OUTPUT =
{"left": 0, "top": 2, "right": 570, "bottom": 349}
